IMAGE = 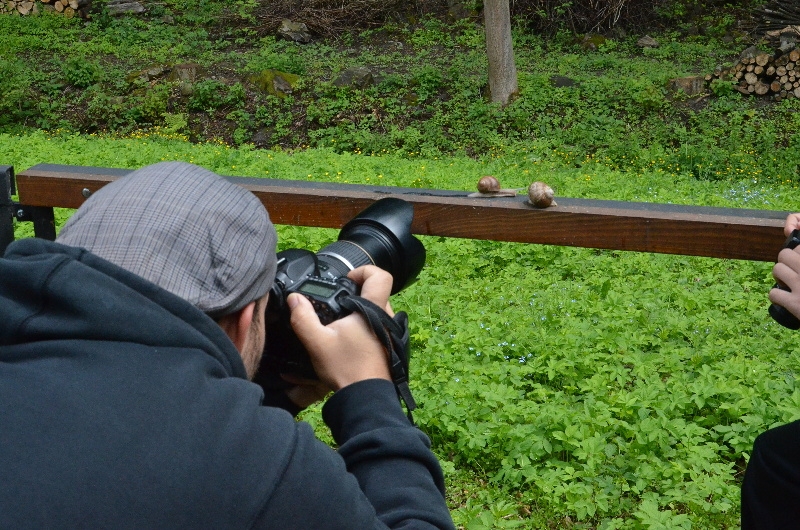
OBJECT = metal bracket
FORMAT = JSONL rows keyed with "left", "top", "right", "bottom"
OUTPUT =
{"left": 12, "top": 203, "right": 57, "bottom": 241}
{"left": 13, "top": 203, "right": 36, "bottom": 223}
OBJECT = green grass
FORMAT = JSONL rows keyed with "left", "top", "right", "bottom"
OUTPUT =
{"left": 3, "top": 129, "right": 797, "bottom": 208}
{"left": 3, "top": 130, "right": 800, "bottom": 527}
{"left": 3, "top": 3, "right": 800, "bottom": 526}
{"left": 4, "top": 7, "right": 800, "bottom": 188}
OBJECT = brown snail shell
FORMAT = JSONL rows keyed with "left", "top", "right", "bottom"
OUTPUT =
{"left": 527, "top": 181, "right": 557, "bottom": 208}
{"left": 477, "top": 175, "right": 501, "bottom": 193}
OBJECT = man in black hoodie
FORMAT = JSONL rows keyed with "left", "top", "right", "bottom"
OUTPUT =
{"left": 0, "top": 161, "right": 453, "bottom": 529}
{"left": 741, "top": 212, "right": 800, "bottom": 530}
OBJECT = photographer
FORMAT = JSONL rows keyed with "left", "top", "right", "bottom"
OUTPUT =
{"left": 741, "top": 212, "right": 800, "bottom": 529}
{"left": 0, "top": 162, "right": 453, "bottom": 529}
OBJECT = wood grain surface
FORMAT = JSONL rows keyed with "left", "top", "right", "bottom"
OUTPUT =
{"left": 16, "top": 163, "right": 790, "bottom": 261}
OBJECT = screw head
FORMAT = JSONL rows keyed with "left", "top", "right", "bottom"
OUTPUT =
{"left": 82, "top": 188, "right": 92, "bottom": 198}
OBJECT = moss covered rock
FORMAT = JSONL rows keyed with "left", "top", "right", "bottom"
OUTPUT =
{"left": 249, "top": 69, "right": 300, "bottom": 97}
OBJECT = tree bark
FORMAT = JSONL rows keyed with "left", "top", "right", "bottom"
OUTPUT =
{"left": 484, "top": 0, "right": 518, "bottom": 106}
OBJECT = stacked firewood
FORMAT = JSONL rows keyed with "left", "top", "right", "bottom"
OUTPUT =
{"left": 0, "top": 0, "right": 89, "bottom": 17}
{"left": 706, "top": 46, "right": 800, "bottom": 100}
{"left": 42, "top": 0, "right": 89, "bottom": 16}
{"left": 0, "top": 0, "right": 37, "bottom": 15}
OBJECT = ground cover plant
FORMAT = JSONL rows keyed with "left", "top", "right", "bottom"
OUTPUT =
{"left": 2, "top": 0, "right": 796, "bottom": 183}
{"left": 3, "top": 0, "right": 800, "bottom": 527}
{"left": 3, "top": 130, "right": 800, "bottom": 528}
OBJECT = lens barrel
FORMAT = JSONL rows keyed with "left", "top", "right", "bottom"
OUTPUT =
{"left": 316, "top": 240, "right": 375, "bottom": 276}
{"left": 317, "top": 198, "right": 425, "bottom": 294}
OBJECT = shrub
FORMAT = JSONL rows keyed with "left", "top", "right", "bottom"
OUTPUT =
{"left": 188, "top": 79, "right": 227, "bottom": 111}
{"left": 0, "top": 59, "right": 33, "bottom": 127}
{"left": 246, "top": 37, "right": 307, "bottom": 76}
{"left": 135, "top": 84, "right": 171, "bottom": 124}
{"left": 62, "top": 57, "right": 102, "bottom": 88}
{"left": 82, "top": 87, "right": 131, "bottom": 131}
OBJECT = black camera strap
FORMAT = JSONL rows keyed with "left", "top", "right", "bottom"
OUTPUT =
{"left": 339, "top": 295, "right": 418, "bottom": 423}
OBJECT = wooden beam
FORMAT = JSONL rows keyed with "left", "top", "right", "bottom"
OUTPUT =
{"left": 15, "top": 163, "right": 790, "bottom": 262}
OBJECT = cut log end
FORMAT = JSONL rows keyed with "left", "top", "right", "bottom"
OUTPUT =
{"left": 707, "top": 43, "right": 800, "bottom": 99}
{"left": 7, "top": 0, "right": 90, "bottom": 17}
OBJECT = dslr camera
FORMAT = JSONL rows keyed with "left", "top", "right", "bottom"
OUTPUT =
{"left": 257, "top": 198, "right": 426, "bottom": 379}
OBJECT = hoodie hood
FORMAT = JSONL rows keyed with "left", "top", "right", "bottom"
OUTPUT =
{"left": 0, "top": 238, "right": 247, "bottom": 379}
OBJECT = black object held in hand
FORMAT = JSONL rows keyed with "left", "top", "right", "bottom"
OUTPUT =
{"left": 257, "top": 198, "right": 426, "bottom": 381}
{"left": 769, "top": 229, "right": 800, "bottom": 330}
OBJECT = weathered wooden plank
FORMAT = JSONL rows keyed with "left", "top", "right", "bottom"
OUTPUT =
{"left": 15, "top": 163, "right": 790, "bottom": 261}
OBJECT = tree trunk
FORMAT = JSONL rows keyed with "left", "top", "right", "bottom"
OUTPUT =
{"left": 484, "top": 0, "right": 518, "bottom": 106}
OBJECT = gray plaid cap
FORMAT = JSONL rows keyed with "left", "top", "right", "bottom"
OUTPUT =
{"left": 56, "top": 161, "right": 277, "bottom": 318}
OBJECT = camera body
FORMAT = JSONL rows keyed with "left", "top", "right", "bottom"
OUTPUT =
{"left": 259, "top": 249, "right": 360, "bottom": 378}
{"left": 257, "top": 198, "right": 426, "bottom": 380}
{"left": 274, "top": 248, "right": 359, "bottom": 325}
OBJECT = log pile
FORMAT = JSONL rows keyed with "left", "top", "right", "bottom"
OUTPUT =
{"left": 41, "top": 0, "right": 90, "bottom": 17}
{"left": 706, "top": 46, "right": 800, "bottom": 100}
{"left": 0, "top": 0, "right": 38, "bottom": 15}
{"left": 0, "top": 0, "right": 90, "bottom": 17}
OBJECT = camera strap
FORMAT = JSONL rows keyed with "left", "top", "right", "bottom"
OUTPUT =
{"left": 339, "top": 295, "right": 418, "bottom": 423}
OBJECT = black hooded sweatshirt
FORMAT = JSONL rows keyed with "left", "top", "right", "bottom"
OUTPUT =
{"left": 0, "top": 238, "right": 453, "bottom": 529}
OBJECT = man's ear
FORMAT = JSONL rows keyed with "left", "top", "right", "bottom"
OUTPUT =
{"left": 217, "top": 301, "right": 256, "bottom": 354}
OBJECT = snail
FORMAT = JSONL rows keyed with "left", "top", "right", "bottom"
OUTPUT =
{"left": 477, "top": 175, "right": 501, "bottom": 193}
{"left": 527, "top": 181, "right": 557, "bottom": 208}
{"left": 468, "top": 176, "right": 519, "bottom": 198}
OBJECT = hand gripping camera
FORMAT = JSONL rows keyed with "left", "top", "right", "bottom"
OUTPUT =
{"left": 769, "top": 229, "right": 800, "bottom": 330}
{"left": 257, "top": 198, "right": 426, "bottom": 381}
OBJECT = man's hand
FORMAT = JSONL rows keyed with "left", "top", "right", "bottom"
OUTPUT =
{"left": 771, "top": 245, "right": 800, "bottom": 320}
{"left": 770, "top": 212, "right": 800, "bottom": 321}
{"left": 785, "top": 213, "right": 800, "bottom": 237}
{"left": 287, "top": 266, "right": 394, "bottom": 392}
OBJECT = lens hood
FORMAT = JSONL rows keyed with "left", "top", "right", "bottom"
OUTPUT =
{"left": 336, "top": 198, "right": 426, "bottom": 294}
